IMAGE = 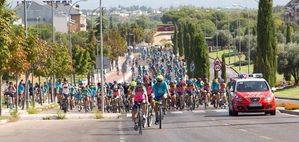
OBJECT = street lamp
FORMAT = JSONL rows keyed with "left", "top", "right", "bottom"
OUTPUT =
{"left": 100, "top": 0, "right": 105, "bottom": 114}
{"left": 234, "top": 3, "right": 252, "bottom": 74}
{"left": 226, "top": 7, "right": 231, "bottom": 65}
{"left": 232, "top": 4, "right": 243, "bottom": 72}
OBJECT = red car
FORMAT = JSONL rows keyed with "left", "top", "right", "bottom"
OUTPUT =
{"left": 228, "top": 77, "right": 276, "bottom": 116}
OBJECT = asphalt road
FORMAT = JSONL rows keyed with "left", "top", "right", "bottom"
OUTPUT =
{"left": 1, "top": 109, "right": 298, "bottom": 142}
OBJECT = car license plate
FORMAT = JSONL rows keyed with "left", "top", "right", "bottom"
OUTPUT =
{"left": 249, "top": 103, "right": 262, "bottom": 107}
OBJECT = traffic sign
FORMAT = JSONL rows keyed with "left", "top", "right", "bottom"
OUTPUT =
{"left": 214, "top": 58, "right": 221, "bottom": 66}
{"left": 214, "top": 64, "right": 221, "bottom": 71}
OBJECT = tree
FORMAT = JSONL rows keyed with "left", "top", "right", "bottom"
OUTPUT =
{"left": 104, "top": 28, "right": 127, "bottom": 61}
{"left": 172, "top": 24, "right": 178, "bottom": 55}
{"left": 277, "top": 45, "right": 299, "bottom": 85}
{"left": 286, "top": 23, "right": 292, "bottom": 44}
{"left": 212, "top": 30, "right": 232, "bottom": 48}
{"left": 255, "top": 0, "right": 277, "bottom": 86}
{"left": 221, "top": 54, "right": 227, "bottom": 82}
{"left": 144, "top": 30, "right": 154, "bottom": 45}
{"left": 178, "top": 23, "right": 184, "bottom": 57}
{"left": 193, "top": 32, "right": 210, "bottom": 79}
{"left": 130, "top": 23, "right": 145, "bottom": 45}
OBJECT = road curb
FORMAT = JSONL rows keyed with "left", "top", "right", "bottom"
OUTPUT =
{"left": 276, "top": 97, "right": 299, "bottom": 101}
{"left": 279, "top": 109, "right": 299, "bottom": 115}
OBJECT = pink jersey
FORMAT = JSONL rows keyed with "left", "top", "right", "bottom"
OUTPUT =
{"left": 134, "top": 87, "right": 145, "bottom": 103}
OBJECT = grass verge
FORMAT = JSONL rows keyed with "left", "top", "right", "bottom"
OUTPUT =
{"left": 276, "top": 87, "right": 299, "bottom": 99}
{"left": 92, "top": 109, "right": 104, "bottom": 119}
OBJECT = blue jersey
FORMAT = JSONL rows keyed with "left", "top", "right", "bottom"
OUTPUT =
{"left": 18, "top": 84, "right": 24, "bottom": 94}
{"left": 153, "top": 81, "right": 168, "bottom": 100}
{"left": 211, "top": 82, "right": 220, "bottom": 91}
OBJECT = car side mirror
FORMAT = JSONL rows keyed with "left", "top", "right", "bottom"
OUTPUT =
{"left": 271, "top": 87, "right": 277, "bottom": 92}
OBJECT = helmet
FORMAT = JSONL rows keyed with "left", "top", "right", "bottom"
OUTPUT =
{"left": 156, "top": 75, "right": 164, "bottom": 82}
{"left": 130, "top": 81, "right": 137, "bottom": 87}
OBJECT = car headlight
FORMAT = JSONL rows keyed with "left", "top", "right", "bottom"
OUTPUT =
{"left": 265, "top": 94, "right": 274, "bottom": 102}
{"left": 235, "top": 95, "right": 244, "bottom": 103}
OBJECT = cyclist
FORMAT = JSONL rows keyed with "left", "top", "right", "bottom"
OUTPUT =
{"left": 168, "top": 81, "right": 177, "bottom": 109}
{"left": 152, "top": 75, "right": 169, "bottom": 124}
{"left": 211, "top": 78, "right": 220, "bottom": 107}
{"left": 176, "top": 80, "right": 186, "bottom": 110}
{"left": 61, "top": 79, "right": 70, "bottom": 111}
{"left": 5, "top": 82, "right": 16, "bottom": 109}
{"left": 185, "top": 79, "right": 195, "bottom": 109}
{"left": 131, "top": 80, "right": 147, "bottom": 130}
{"left": 18, "top": 80, "right": 25, "bottom": 109}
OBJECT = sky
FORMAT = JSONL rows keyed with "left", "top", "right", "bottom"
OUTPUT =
{"left": 8, "top": 0, "right": 290, "bottom": 9}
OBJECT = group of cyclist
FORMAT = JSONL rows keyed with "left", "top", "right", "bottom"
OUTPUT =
{"left": 2, "top": 46, "right": 235, "bottom": 131}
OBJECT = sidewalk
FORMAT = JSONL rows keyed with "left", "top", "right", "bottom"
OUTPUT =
{"left": 97, "top": 54, "right": 136, "bottom": 83}
{"left": 20, "top": 112, "right": 121, "bottom": 120}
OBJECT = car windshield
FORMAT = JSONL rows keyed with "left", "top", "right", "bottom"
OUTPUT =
{"left": 236, "top": 81, "right": 269, "bottom": 92}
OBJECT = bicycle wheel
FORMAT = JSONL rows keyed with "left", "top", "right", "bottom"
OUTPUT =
{"left": 147, "top": 107, "right": 152, "bottom": 127}
{"left": 138, "top": 107, "right": 143, "bottom": 135}
{"left": 159, "top": 105, "right": 162, "bottom": 129}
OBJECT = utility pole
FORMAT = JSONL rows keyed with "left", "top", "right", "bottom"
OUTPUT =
{"left": 51, "top": 0, "right": 55, "bottom": 103}
{"left": 23, "top": 0, "right": 30, "bottom": 110}
{"left": 100, "top": 0, "right": 105, "bottom": 114}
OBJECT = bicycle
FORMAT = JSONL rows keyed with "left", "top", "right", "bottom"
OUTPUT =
{"left": 154, "top": 99, "right": 163, "bottom": 129}
{"left": 135, "top": 103, "right": 143, "bottom": 135}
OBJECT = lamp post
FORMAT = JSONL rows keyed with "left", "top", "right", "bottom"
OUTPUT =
{"left": 99, "top": 0, "right": 105, "bottom": 114}
{"left": 234, "top": 4, "right": 252, "bottom": 74}
{"left": 233, "top": 4, "right": 242, "bottom": 71}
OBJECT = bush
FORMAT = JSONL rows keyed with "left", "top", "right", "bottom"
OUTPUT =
{"left": 279, "top": 102, "right": 299, "bottom": 110}
{"left": 9, "top": 109, "right": 20, "bottom": 122}
{"left": 42, "top": 116, "right": 51, "bottom": 120}
{"left": 92, "top": 109, "right": 103, "bottom": 119}
{"left": 56, "top": 110, "right": 66, "bottom": 120}
{"left": 222, "top": 51, "right": 239, "bottom": 58}
{"left": 27, "top": 107, "right": 38, "bottom": 114}
{"left": 231, "top": 60, "right": 251, "bottom": 66}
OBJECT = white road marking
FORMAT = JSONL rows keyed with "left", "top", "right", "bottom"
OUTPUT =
{"left": 170, "top": 111, "right": 183, "bottom": 114}
{"left": 212, "top": 109, "right": 228, "bottom": 113}
{"left": 238, "top": 129, "right": 248, "bottom": 132}
{"left": 259, "top": 136, "right": 272, "bottom": 140}
{"left": 126, "top": 113, "right": 132, "bottom": 118}
{"left": 119, "top": 118, "right": 126, "bottom": 142}
{"left": 192, "top": 110, "right": 205, "bottom": 113}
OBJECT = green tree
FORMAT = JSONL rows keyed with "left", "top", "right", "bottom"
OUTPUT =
{"left": 172, "top": 24, "right": 178, "bottom": 55}
{"left": 255, "top": 0, "right": 277, "bottom": 86}
{"left": 286, "top": 23, "right": 292, "bottom": 44}
{"left": 277, "top": 45, "right": 299, "bottom": 85}
{"left": 193, "top": 32, "right": 210, "bottom": 79}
